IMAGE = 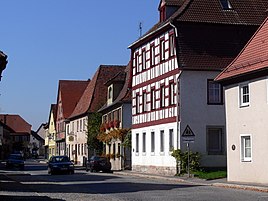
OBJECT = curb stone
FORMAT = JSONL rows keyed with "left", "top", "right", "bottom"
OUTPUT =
{"left": 113, "top": 171, "right": 268, "bottom": 193}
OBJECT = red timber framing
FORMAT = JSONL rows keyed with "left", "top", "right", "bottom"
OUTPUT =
{"left": 131, "top": 29, "right": 179, "bottom": 129}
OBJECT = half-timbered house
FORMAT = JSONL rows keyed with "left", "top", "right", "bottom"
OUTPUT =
{"left": 55, "top": 80, "right": 89, "bottom": 156}
{"left": 98, "top": 63, "right": 132, "bottom": 170}
{"left": 66, "top": 65, "right": 126, "bottom": 165}
{"left": 129, "top": 0, "right": 268, "bottom": 175}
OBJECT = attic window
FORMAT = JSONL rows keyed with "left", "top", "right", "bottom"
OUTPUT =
{"left": 220, "top": 0, "right": 232, "bottom": 10}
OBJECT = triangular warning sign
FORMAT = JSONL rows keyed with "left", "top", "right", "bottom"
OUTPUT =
{"left": 182, "top": 125, "right": 195, "bottom": 137}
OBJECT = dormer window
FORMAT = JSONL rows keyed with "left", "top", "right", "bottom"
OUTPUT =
{"left": 108, "top": 87, "right": 112, "bottom": 99}
{"left": 220, "top": 0, "right": 232, "bottom": 10}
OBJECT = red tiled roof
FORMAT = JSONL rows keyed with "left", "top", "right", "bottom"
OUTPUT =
{"left": 70, "top": 65, "right": 126, "bottom": 118}
{"left": 48, "top": 104, "right": 57, "bottom": 125}
{"left": 0, "top": 114, "right": 31, "bottom": 134}
{"left": 98, "top": 63, "right": 132, "bottom": 112}
{"left": 58, "top": 80, "right": 89, "bottom": 119}
{"left": 134, "top": 0, "right": 268, "bottom": 47}
{"left": 216, "top": 17, "right": 268, "bottom": 82}
{"left": 174, "top": 0, "right": 268, "bottom": 25}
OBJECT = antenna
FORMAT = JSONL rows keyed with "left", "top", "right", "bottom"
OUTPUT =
{"left": 139, "top": 22, "right": 143, "bottom": 37}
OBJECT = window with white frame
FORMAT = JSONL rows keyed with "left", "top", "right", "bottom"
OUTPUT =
{"left": 169, "top": 129, "right": 174, "bottom": 151}
{"left": 160, "top": 38, "right": 165, "bottom": 61}
{"left": 142, "top": 49, "right": 146, "bottom": 71}
{"left": 136, "top": 133, "right": 139, "bottom": 153}
{"left": 150, "top": 44, "right": 155, "bottom": 66}
{"left": 207, "top": 80, "right": 223, "bottom": 104}
{"left": 169, "top": 82, "right": 175, "bottom": 106}
{"left": 169, "top": 34, "right": 175, "bottom": 57}
{"left": 142, "top": 132, "right": 146, "bottom": 153}
{"left": 160, "top": 130, "right": 164, "bottom": 153}
{"left": 207, "top": 127, "right": 224, "bottom": 155}
{"left": 241, "top": 135, "right": 252, "bottom": 162}
{"left": 151, "top": 88, "right": 156, "bottom": 110}
{"left": 151, "top": 131, "right": 155, "bottom": 153}
{"left": 142, "top": 92, "right": 147, "bottom": 112}
{"left": 135, "top": 53, "right": 139, "bottom": 74}
{"left": 160, "top": 85, "right": 165, "bottom": 108}
{"left": 136, "top": 93, "right": 140, "bottom": 114}
{"left": 240, "top": 83, "right": 249, "bottom": 107}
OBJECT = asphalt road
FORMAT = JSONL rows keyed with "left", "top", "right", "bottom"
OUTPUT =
{"left": 1, "top": 160, "right": 268, "bottom": 201}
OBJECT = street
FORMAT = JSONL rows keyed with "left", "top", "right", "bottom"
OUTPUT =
{"left": 0, "top": 160, "right": 268, "bottom": 201}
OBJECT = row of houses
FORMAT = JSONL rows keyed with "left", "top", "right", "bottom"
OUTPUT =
{"left": 41, "top": 0, "right": 268, "bottom": 184}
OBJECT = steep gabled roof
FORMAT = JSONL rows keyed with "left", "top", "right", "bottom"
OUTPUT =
{"left": 57, "top": 80, "right": 89, "bottom": 119}
{"left": 48, "top": 104, "right": 57, "bottom": 125}
{"left": 0, "top": 50, "right": 8, "bottom": 78}
{"left": 130, "top": 0, "right": 268, "bottom": 48}
{"left": 31, "top": 130, "right": 45, "bottom": 142}
{"left": 0, "top": 114, "right": 31, "bottom": 134}
{"left": 216, "top": 17, "right": 268, "bottom": 82}
{"left": 98, "top": 63, "right": 132, "bottom": 112}
{"left": 173, "top": 0, "right": 268, "bottom": 25}
{"left": 69, "top": 65, "right": 126, "bottom": 118}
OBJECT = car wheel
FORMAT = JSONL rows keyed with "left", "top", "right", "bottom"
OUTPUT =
{"left": 48, "top": 167, "right": 53, "bottom": 175}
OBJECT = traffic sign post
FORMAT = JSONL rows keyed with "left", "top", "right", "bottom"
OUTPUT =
{"left": 181, "top": 125, "right": 195, "bottom": 177}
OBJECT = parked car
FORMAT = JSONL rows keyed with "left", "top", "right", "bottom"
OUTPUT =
{"left": 47, "top": 155, "right": 74, "bottom": 175}
{"left": 6, "top": 154, "right": 25, "bottom": 170}
{"left": 86, "top": 156, "right": 111, "bottom": 173}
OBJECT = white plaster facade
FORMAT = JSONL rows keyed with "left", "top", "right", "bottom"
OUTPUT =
{"left": 131, "top": 28, "right": 227, "bottom": 175}
{"left": 131, "top": 29, "right": 180, "bottom": 175}
{"left": 224, "top": 77, "right": 268, "bottom": 184}
{"left": 180, "top": 71, "right": 226, "bottom": 167}
{"left": 66, "top": 116, "right": 88, "bottom": 165}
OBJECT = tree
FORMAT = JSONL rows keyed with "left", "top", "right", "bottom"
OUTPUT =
{"left": 87, "top": 112, "right": 103, "bottom": 156}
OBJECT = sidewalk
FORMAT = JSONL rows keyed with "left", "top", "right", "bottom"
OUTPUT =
{"left": 113, "top": 170, "right": 268, "bottom": 193}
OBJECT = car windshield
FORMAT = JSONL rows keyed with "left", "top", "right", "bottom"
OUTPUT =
{"left": 51, "top": 156, "right": 70, "bottom": 163}
{"left": 9, "top": 154, "right": 23, "bottom": 160}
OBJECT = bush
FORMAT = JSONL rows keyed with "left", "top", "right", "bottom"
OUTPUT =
{"left": 171, "top": 149, "right": 201, "bottom": 174}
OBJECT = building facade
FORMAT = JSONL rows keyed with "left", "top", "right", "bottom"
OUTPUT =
{"left": 129, "top": 0, "right": 268, "bottom": 175}
{"left": 216, "top": 17, "right": 268, "bottom": 184}
{"left": 66, "top": 65, "right": 127, "bottom": 165}
{"left": 98, "top": 63, "right": 132, "bottom": 170}
{"left": 55, "top": 80, "right": 89, "bottom": 156}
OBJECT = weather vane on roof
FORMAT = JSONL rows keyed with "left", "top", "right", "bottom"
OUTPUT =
{"left": 139, "top": 22, "right": 143, "bottom": 38}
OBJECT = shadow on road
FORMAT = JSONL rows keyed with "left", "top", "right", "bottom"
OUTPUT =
{"left": 0, "top": 195, "right": 64, "bottom": 201}
{"left": 2, "top": 173, "right": 200, "bottom": 195}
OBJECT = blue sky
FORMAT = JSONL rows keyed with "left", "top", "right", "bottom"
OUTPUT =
{"left": 0, "top": 0, "right": 159, "bottom": 130}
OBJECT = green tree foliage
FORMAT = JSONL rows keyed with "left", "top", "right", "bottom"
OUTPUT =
{"left": 87, "top": 112, "right": 103, "bottom": 155}
{"left": 171, "top": 149, "right": 201, "bottom": 174}
{"left": 122, "top": 130, "right": 131, "bottom": 148}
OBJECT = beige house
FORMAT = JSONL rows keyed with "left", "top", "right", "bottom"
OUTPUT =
{"left": 216, "top": 17, "right": 268, "bottom": 184}
{"left": 45, "top": 104, "right": 57, "bottom": 159}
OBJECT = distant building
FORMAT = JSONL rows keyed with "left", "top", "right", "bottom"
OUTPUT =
{"left": 0, "top": 114, "right": 32, "bottom": 157}
{"left": 30, "top": 130, "right": 45, "bottom": 158}
{"left": 0, "top": 121, "right": 13, "bottom": 159}
{"left": 55, "top": 80, "right": 89, "bottom": 156}
{"left": 0, "top": 50, "right": 8, "bottom": 81}
{"left": 66, "top": 65, "right": 126, "bottom": 165}
{"left": 45, "top": 104, "right": 57, "bottom": 159}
